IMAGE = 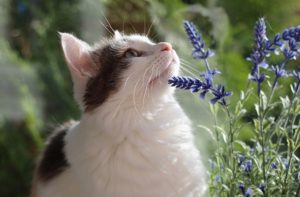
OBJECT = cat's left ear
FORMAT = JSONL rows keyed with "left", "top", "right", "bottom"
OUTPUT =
{"left": 60, "top": 33, "right": 96, "bottom": 78}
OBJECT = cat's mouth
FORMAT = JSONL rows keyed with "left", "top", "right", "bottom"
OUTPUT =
{"left": 148, "top": 58, "right": 177, "bottom": 86}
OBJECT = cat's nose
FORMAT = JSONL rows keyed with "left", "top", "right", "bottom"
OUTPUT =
{"left": 158, "top": 42, "right": 172, "bottom": 52}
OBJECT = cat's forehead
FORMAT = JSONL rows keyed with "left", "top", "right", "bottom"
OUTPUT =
{"left": 93, "top": 33, "right": 155, "bottom": 55}
{"left": 123, "top": 34, "right": 154, "bottom": 44}
{"left": 115, "top": 34, "right": 155, "bottom": 48}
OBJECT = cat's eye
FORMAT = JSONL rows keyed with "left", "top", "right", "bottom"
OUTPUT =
{"left": 124, "top": 49, "right": 142, "bottom": 58}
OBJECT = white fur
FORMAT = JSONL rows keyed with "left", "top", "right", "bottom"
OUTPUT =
{"left": 34, "top": 33, "right": 207, "bottom": 197}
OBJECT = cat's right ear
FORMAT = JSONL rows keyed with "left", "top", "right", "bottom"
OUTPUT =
{"left": 60, "top": 33, "right": 96, "bottom": 78}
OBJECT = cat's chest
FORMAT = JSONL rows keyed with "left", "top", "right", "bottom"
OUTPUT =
{"left": 65, "top": 126, "right": 202, "bottom": 197}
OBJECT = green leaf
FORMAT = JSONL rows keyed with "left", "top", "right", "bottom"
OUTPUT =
{"left": 290, "top": 83, "right": 295, "bottom": 94}
{"left": 254, "top": 187, "right": 264, "bottom": 195}
{"left": 253, "top": 119, "right": 260, "bottom": 131}
{"left": 295, "top": 104, "right": 300, "bottom": 113}
{"left": 280, "top": 96, "right": 290, "bottom": 109}
{"left": 222, "top": 184, "right": 230, "bottom": 191}
{"left": 287, "top": 138, "right": 295, "bottom": 149}
{"left": 256, "top": 142, "right": 262, "bottom": 154}
{"left": 234, "top": 140, "right": 248, "bottom": 151}
{"left": 255, "top": 104, "right": 260, "bottom": 116}
{"left": 221, "top": 131, "right": 227, "bottom": 143}
{"left": 240, "top": 90, "right": 245, "bottom": 100}
{"left": 197, "top": 125, "right": 216, "bottom": 141}
{"left": 261, "top": 91, "right": 268, "bottom": 110}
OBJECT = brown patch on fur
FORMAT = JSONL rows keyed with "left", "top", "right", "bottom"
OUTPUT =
{"left": 30, "top": 121, "right": 77, "bottom": 196}
{"left": 84, "top": 44, "right": 130, "bottom": 112}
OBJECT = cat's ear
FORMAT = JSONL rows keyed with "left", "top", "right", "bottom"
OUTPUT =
{"left": 114, "top": 30, "right": 122, "bottom": 40}
{"left": 60, "top": 33, "right": 95, "bottom": 78}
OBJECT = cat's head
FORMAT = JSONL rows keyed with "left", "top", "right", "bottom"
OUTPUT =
{"left": 60, "top": 31, "right": 179, "bottom": 112}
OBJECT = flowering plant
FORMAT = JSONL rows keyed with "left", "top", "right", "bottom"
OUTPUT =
{"left": 169, "top": 19, "right": 300, "bottom": 196}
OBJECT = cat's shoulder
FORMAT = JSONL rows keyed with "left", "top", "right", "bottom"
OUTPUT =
{"left": 36, "top": 120, "right": 77, "bottom": 182}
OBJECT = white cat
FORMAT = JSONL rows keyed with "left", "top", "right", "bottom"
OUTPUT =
{"left": 31, "top": 31, "right": 207, "bottom": 197}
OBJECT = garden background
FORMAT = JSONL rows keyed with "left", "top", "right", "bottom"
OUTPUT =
{"left": 0, "top": 0, "right": 300, "bottom": 196}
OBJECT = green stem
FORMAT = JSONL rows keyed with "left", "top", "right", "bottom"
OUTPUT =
{"left": 282, "top": 98, "right": 298, "bottom": 195}
{"left": 225, "top": 106, "right": 236, "bottom": 196}
{"left": 258, "top": 94, "right": 267, "bottom": 197}
{"left": 296, "top": 182, "right": 300, "bottom": 197}
{"left": 274, "top": 91, "right": 298, "bottom": 155}
{"left": 282, "top": 152, "right": 293, "bottom": 196}
{"left": 212, "top": 106, "right": 222, "bottom": 175}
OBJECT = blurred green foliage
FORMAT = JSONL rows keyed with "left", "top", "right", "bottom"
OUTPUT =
{"left": 0, "top": 0, "right": 300, "bottom": 196}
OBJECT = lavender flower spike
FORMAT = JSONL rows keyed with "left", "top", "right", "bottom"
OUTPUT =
{"left": 254, "top": 18, "right": 268, "bottom": 50}
{"left": 168, "top": 20, "right": 231, "bottom": 106}
{"left": 183, "top": 21, "right": 214, "bottom": 63}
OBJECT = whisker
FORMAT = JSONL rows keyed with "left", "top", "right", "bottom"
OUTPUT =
{"left": 128, "top": 23, "right": 137, "bottom": 34}
{"left": 180, "top": 57, "right": 195, "bottom": 65}
{"left": 142, "top": 64, "right": 157, "bottom": 110}
{"left": 178, "top": 66, "right": 198, "bottom": 78}
{"left": 180, "top": 61, "right": 201, "bottom": 73}
{"left": 111, "top": 72, "right": 137, "bottom": 119}
{"left": 180, "top": 59, "right": 198, "bottom": 67}
{"left": 98, "top": 20, "right": 114, "bottom": 36}
{"left": 147, "top": 19, "right": 156, "bottom": 37}
{"left": 102, "top": 14, "right": 115, "bottom": 34}
{"left": 143, "top": 13, "right": 146, "bottom": 35}
{"left": 133, "top": 78, "right": 143, "bottom": 115}
{"left": 141, "top": 64, "right": 156, "bottom": 110}
{"left": 122, "top": 16, "right": 125, "bottom": 33}
{"left": 150, "top": 33, "right": 160, "bottom": 41}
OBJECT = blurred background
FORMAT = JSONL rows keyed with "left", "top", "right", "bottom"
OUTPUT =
{"left": 0, "top": 0, "right": 300, "bottom": 196}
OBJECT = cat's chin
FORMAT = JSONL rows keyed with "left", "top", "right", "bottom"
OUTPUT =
{"left": 148, "top": 59, "right": 178, "bottom": 88}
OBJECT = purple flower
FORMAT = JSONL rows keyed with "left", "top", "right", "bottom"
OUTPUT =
{"left": 184, "top": 21, "right": 214, "bottom": 60}
{"left": 245, "top": 188, "right": 253, "bottom": 197}
{"left": 283, "top": 48, "right": 297, "bottom": 60}
{"left": 242, "top": 160, "right": 253, "bottom": 173}
{"left": 168, "top": 76, "right": 197, "bottom": 89}
{"left": 254, "top": 18, "right": 268, "bottom": 51}
{"left": 168, "top": 20, "right": 231, "bottom": 105}
{"left": 238, "top": 154, "right": 245, "bottom": 165}
{"left": 208, "top": 159, "right": 216, "bottom": 170}
{"left": 247, "top": 18, "right": 300, "bottom": 95}
{"left": 259, "top": 183, "right": 265, "bottom": 194}
{"left": 199, "top": 78, "right": 213, "bottom": 99}
{"left": 247, "top": 18, "right": 271, "bottom": 95}
{"left": 270, "top": 65, "right": 288, "bottom": 88}
{"left": 210, "top": 85, "right": 232, "bottom": 105}
{"left": 271, "top": 162, "right": 277, "bottom": 169}
{"left": 190, "top": 78, "right": 203, "bottom": 92}
{"left": 215, "top": 175, "right": 221, "bottom": 183}
{"left": 200, "top": 68, "right": 221, "bottom": 81}
{"left": 282, "top": 27, "right": 300, "bottom": 42}
{"left": 249, "top": 72, "right": 266, "bottom": 95}
{"left": 247, "top": 51, "right": 268, "bottom": 76}
{"left": 281, "top": 28, "right": 300, "bottom": 60}
{"left": 239, "top": 183, "right": 245, "bottom": 194}
{"left": 271, "top": 65, "right": 287, "bottom": 78}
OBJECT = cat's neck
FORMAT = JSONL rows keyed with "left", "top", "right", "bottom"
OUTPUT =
{"left": 78, "top": 93, "right": 184, "bottom": 141}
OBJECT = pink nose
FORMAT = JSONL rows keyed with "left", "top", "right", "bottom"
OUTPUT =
{"left": 158, "top": 42, "right": 172, "bottom": 52}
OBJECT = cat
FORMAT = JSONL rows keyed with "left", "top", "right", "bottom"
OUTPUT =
{"left": 31, "top": 30, "right": 207, "bottom": 197}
